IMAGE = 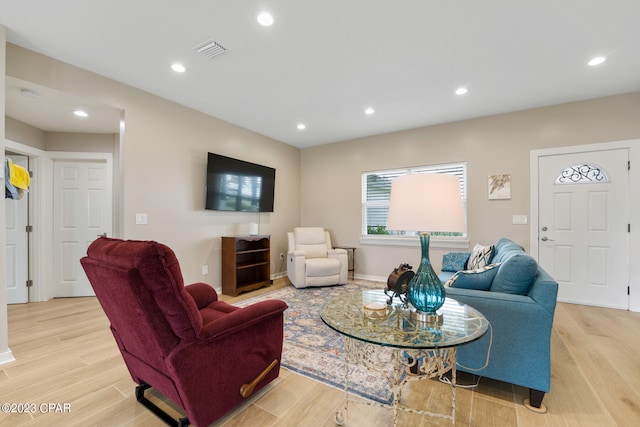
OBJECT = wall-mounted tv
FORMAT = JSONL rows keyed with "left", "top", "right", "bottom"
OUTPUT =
{"left": 205, "top": 152, "right": 276, "bottom": 212}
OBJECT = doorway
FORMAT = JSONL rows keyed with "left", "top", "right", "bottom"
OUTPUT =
{"left": 4, "top": 77, "right": 123, "bottom": 301}
{"left": 537, "top": 149, "right": 629, "bottom": 309}
{"left": 52, "top": 157, "right": 113, "bottom": 297}
{"left": 4, "top": 141, "right": 114, "bottom": 301}
{"left": 530, "top": 141, "right": 638, "bottom": 311}
{"left": 4, "top": 153, "right": 29, "bottom": 304}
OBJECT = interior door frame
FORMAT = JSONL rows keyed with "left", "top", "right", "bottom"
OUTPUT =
{"left": 4, "top": 139, "right": 113, "bottom": 302}
{"left": 5, "top": 139, "right": 49, "bottom": 303}
{"left": 530, "top": 139, "right": 640, "bottom": 312}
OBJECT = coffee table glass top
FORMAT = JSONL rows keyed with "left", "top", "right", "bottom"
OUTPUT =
{"left": 320, "top": 289, "right": 488, "bottom": 349}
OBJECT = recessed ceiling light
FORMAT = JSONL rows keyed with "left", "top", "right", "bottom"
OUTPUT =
{"left": 297, "top": 123, "right": 306, "bottom": 130}
{"left": 171, "top": 63, "right": 187, "bottom": 73}
{"left": 588, "top": 56, "right": 606, "bottom": 66}
{"left": 364, "top": 107, "right": 375, "bottom": 115}
{"left": 73, "top": 110, "right": 88, "bottom": 118}
{"left": 257, "top": 12, "right": 274, "bottom": 26}
{"left": 455, "top": 87, "right": 468, "bottom": 95}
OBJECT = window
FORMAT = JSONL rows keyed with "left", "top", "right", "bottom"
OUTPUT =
{"left": 362, "top": 163, "right": 467, "bottom": 241}
{"left": 555, "top": 163, "right": 609, "bottom": 184}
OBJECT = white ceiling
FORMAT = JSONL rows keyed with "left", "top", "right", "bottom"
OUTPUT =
{"left": 2, "top": 0, "right": 639, "bottom": 148}
{"left": 5, "top": 77, "right": 122, "bottom": 134}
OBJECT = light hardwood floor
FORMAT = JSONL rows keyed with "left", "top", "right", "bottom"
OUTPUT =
{"left": 1, "top": 282, "right": 639, "bottom": 426}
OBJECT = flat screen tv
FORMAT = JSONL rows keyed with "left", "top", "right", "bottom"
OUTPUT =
{"left": 205, "top": 152, "right": 276, "bottom": 212}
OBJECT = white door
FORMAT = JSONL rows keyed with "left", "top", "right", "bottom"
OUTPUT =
{"left": 53, "top": 159, "right": 112, "bottom": 297}
{"left": 5, "top": 155, "right": 29, "bottom": 304}
{"left": 538, "top": 149, "right": 629, "bottom": 309}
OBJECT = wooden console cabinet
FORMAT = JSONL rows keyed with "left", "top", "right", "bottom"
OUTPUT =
{"left": 221, "top": 235, "right": 271, "bottom": 296}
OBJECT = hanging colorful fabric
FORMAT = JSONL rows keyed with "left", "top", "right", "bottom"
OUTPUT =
{"left": 8, "top": 158, "right": 30, "bottom": 190}
{"left": 4, "top": 158, "right": 19, "bottom": 199}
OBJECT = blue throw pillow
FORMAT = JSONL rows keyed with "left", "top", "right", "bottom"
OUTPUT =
{"left": 445, "top": 263, "right": 500, "bottom": 291}
{"left": 490, "top": 253, "right": 537, "bottom": 295}
{"left": 441, "top": 252, "right": 471, "bottom": 272}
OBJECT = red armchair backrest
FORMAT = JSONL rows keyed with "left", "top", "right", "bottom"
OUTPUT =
{"left": 80, "top": 238, "right": 204, "bottom": 372}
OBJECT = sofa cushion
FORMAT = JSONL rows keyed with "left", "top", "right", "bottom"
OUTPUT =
{"left": 491, "top": 238, "right": 525, "bottom": 264}
{"left": 490, "top": 253, "right": 537, "bottom": 295}
{"left": 305, "top": 257, "right": 341, "bottom": 276}
{"left": 467, "top": 244, "right": 495, "bottom": 269}
{"left": 441, "top": 252, "right": 471, "bottom": 272}
{"left": 445, "top": 263, "right": 500, "bottom": 291}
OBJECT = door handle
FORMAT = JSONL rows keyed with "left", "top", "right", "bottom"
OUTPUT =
{"left": 541, "top": 236, "right": 554, "bottom": 242}
{"left": 97, "top": 232, "right": 107, "bottom": 238}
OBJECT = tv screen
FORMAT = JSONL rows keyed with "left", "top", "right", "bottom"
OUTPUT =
{"left": 205, "top": 152, "right": 276, "bottom": 212}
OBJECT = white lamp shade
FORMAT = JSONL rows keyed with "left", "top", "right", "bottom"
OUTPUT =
{"left": 386, "top": 173, "right": 465, "bottom": 232}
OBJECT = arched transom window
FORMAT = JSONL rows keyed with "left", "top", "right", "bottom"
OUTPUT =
{"left": 555, "top": 163, "right": 610, "bottom": 184}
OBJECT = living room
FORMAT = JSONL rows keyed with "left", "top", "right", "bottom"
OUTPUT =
{"left": 2, "top": 2, "right": 640, "bottom": 426}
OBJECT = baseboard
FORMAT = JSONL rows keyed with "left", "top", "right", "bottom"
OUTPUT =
{"left": 273, "top": 272, "right": 385, "bottom": 285}
{"left": 353, "top": 274, "right": 386, "bottom": 283}
{"left": 0, "top": 348, "right": 16, "bottom": 366}
{"left": 271, "top": 272, "right": 288, "bottom": 281}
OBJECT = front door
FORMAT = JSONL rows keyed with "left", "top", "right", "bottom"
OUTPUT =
{"left": 537, "top": 148, "right": 629, "bottom": 309}
{"left": 53, "top": 159, "right": 112, "bottom": 297}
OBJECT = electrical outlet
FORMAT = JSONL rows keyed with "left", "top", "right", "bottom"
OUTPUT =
{"left": 135, "top": 213, "right": 148, "bottom": 225}
{"left": 202, "top": 265, "right": 209, "bottom": 275}
{"left": 279, "top": 253, "right": 285, "bottom": 260}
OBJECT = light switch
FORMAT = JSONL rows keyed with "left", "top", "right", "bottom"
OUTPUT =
{"left": 512, "top": 215, "right": 528, "bottom": 225}
{"left": 135, "top": 213, "right": 148, "bottom": 225}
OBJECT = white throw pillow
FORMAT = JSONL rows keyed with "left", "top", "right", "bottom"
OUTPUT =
{"left": 467, "top": 244, "right": 494, "bottom": 269}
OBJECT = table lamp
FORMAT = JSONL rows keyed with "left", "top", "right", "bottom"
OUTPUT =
{"left": 386, "top": 173, "right": 465, "bottom": 324}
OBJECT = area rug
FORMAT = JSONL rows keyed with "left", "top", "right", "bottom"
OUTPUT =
{"left": 234, "top": 281, "right": 394, "bottom": 404}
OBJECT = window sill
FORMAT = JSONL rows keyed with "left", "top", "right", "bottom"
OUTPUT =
{"left": 360, "top": 235, "right": 469, "bottom": 250}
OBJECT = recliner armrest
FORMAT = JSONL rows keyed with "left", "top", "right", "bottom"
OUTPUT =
{"left": 199, "top": 299, "right": 288, "bottom": 341}
{"left": 287, "top": 251, "right": 307, "bottom": 288}
{"left": 185, "top": 283, "right": 218, "bottom": 309}
{"left": 328, "top": 248, "right": 347, "bottom": 256}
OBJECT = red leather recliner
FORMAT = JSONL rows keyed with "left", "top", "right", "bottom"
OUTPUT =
{"left": 80, "top": 237, "right": 288, "bottom": 427}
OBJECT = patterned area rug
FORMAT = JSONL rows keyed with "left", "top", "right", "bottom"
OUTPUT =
{"left": 234, "top": 281, "right": 393, "bottom": 404}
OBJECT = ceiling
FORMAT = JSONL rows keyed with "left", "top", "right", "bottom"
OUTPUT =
{"left": 2, "top": 0, "right": 639, "bottom": 148}
{"left": 5, "top": 77, "right": 122, "bottom": 134}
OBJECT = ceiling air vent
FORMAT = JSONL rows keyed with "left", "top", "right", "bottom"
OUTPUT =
{"left": 192, "top": 38, "right": 227, "bottom": 59}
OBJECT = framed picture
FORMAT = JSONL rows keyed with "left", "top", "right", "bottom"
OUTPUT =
{"left": 488, "top": 174, "right": 511, "bottom": 200}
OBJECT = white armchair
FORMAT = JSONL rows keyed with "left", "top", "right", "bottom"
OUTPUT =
{"left": 287, "top": 227, "right": 348, "bottom": 288}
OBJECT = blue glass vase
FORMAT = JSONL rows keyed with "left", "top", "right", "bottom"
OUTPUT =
{"left": 407, "top": 233, "right": 446, "bottom": 319}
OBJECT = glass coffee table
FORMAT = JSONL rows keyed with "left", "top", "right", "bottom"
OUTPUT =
{"left": 320, "top": 289, "right": 489, "bottom": 426}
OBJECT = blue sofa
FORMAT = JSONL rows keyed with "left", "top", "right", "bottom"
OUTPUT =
{"left": 439, "top": 238, "right": 558, "bottom": 411}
